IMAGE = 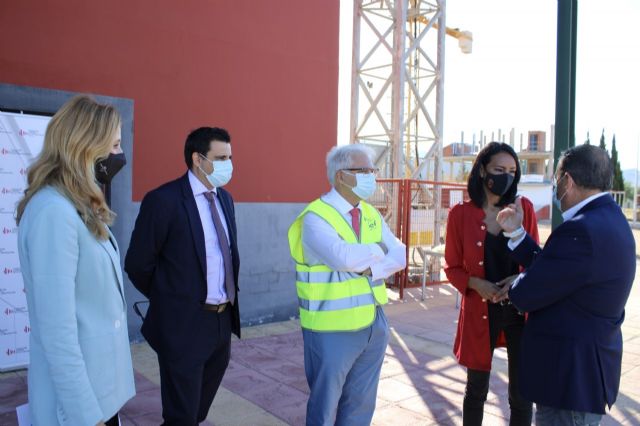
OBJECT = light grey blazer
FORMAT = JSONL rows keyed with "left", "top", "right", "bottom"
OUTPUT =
{"left": 18, "top": 187, "right": 135, "bottom": 425}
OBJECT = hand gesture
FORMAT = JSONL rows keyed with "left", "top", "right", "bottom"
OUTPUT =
{"left": 492, "top": 274, "right": 518, "bottom": 303}
{"left": 468, "top": 277, "right": 500, "bottom": 301}
{"left": 496, "top": 196, "right": 524, "bottom": 233}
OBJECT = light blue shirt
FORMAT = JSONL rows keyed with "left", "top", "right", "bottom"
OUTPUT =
{"left": 188, "top": 171, "right": 230, "bottom": 304}
{"left": 561, "top": 192, "right": 609, "bottom": 221}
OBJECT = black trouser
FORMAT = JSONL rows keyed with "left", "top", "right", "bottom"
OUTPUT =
{"left": 105, "top": 414, "right": 119, "bottom": 426}
{"left": 158, "top": 307, "right": 232, "bottom": 425}
{"left": 463, "top": 303, "right": 532, "bottom": 426}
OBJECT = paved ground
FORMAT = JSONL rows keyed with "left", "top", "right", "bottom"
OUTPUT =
{"left": 2, "top": 224, "right": 640, "bottom": 425}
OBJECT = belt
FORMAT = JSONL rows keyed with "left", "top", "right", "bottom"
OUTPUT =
{"left": 203, "top": 302, "right": 228, "bottom": 313}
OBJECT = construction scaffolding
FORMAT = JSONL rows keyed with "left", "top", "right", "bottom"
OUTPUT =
{"left": 351, "top": 0, "right": 471, "bottom": 298}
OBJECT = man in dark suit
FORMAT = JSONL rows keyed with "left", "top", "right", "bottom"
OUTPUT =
{"left": 125, "top": 127, "right": 240, "bottom": 425}
{"left": 495, "top": 144, "right": 635, "bottom": 425}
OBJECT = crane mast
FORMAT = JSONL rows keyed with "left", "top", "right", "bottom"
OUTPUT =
{"left": 350, "top": 0, "right": 471, "bottom": 255}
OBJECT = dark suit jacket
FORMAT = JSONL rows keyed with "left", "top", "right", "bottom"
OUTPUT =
{"left": 508, "top": 194, "right": 635, "bottom": 414}
{"left": 125, "top": 173, "right": 240, "bottom": 360}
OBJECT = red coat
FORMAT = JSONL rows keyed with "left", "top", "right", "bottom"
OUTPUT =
{"left": 444, "top": 197, "right": 539, "bottom": 371}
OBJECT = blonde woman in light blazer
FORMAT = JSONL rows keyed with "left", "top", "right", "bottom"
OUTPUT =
{"left": 16, "top": 96, "right": 135, "bottom": 426}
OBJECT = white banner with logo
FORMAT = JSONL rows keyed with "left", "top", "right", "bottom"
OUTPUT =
{"left": 0, "top": 111, "right": 49, "bottom": 371}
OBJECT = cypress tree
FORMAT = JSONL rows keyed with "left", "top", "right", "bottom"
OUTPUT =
{"left": 611, "top": 134, "right": 624, "bottom": 191}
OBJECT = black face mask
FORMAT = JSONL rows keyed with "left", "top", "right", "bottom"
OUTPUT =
{"left": 484, "top": 172, "right": 515, "bottom": 196}
{"left": 95, "top": 152, "right": 126, "bottom": 185}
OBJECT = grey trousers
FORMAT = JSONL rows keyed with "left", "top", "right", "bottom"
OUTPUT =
{"left": 302, "top": 306, "right": 389, "bottom": 426}
{"left": 536, "top": 404, "right": 603, "bottom": 426}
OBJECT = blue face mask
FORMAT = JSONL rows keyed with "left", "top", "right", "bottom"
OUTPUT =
{"left": 552, "top": 174, "right": 567, "bottom": 211}
{"left": 345, "top": 172, "right": 377, "bottom": 200}
{"left": 199, "top": 156, "right": 233, "bottom": 187}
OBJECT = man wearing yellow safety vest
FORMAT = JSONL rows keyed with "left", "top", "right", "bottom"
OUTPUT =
{"left": 288, "top": 144, "right": 406, "bottom": 425}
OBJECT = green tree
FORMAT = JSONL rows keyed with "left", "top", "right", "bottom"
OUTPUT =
{"left": 599, "top": 129, "right": 606, "bottom": 150}
{"left": 624, "top": 181, "right": 634, "bottom": 208}
{"left": 611, "top": 134, "right": 625, "bottom": 191}
{"left": 585, "top": 131, "right": 590, "bottom": 145}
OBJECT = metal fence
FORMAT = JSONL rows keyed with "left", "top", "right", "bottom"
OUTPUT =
{"left": 611, "top": 190, "right": 625, "bottom": 207}
{"left": 374, "top": 179, "right": 467, "bottom": 299}
{"left": 369, "top": 179, "right": 407, "bottom": 290}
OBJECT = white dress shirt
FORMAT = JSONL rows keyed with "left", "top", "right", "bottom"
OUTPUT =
{"left": 560, "top": 192, "right": 609, "bottom": 221}
{"left": 509, "top": 192, "right": 609, "bottom": 249}
{"left": 302, "top": 188, "right": 406, "bottom": 281}
{"left": 188, "top": 170, "right": 230, "bottom": 304}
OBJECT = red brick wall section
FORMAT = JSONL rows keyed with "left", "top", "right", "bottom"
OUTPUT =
{"left": 0, "top": 1, "right": 339, "bottom": 202}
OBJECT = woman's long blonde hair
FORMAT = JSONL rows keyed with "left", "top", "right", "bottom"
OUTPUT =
{"left": 15, "top": 95, "right": 121, "bottom": 240}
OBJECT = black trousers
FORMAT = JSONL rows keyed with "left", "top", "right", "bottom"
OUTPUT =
{"left": 158, "top": 306, "right": 232, "bottom": 426}
{"left": 463, "top": 303, "right": 532, "bottom": 426}
{"left": 105, "top": 414, "right": 119, "bottom": 426}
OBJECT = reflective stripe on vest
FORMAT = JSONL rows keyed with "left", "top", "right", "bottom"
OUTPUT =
{"left": 299, "top": 293, "right": 375, "bottom": 311}
{"left": 295, "top": 270, "right": 385, "bottom": 287}
{"left": 287, "top": 198, "right": 389, "bottom": 332}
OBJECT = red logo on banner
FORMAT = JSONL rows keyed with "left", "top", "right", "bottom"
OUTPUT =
{"left": 5, "top": 348, "right": 15, "bottom": 356}
{"left": 4, "top": 308, "right": 14, "bottom": 315}
{"left": 3, "top": 267, "right": 20, "bottom": 275}
{"left": 0, "top": 147, "right": 23, "bottom": 155}
{"left": 23, "top": 325, "right": 30, "bottom": 333}
{"left": 1, "top": 188, "right": 21, "bottom": 195}
{"left": 2, "top": 227, "right": 18, "bottom": 234}
{"left": 18, "top": 129, "right": 26, "bottom": 136}
{"left": 19, "top": 168, "right": 27, "bottom": 176}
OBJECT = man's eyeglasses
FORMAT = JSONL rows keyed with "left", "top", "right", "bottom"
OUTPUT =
{"left": 341, "top": 167, "right": 379, "bottom": 175}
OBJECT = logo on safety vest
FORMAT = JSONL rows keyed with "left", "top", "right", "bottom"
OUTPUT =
{"left": 363, "top": 217, "right": 377, "bottom": 231}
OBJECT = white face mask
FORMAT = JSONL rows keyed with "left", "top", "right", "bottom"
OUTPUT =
{"left": 344, "top": 171, "right": 377, "bottom": 200}
{"left": 552, "top": 174, "right": 568, "bottom": 212}
{"left": 199, "top": 156, "right": 233, "bottom": 187}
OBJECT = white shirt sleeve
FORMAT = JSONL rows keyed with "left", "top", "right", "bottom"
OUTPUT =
{"left": 302, "top": 212, "right": 385, "bottom": 272}
{"left": 301, "top": 211, "right": 407, "bottom": 281}
{"left": 507, "top": 232, "right": 527, "bottom": 250}
{"left": 369, "top": 219, "right": 407, "bottom": 281}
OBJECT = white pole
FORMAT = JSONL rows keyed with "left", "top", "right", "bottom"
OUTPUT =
{"left": 432, "top": 0, "right": 446, "bottom": 281}
{"left": 349, "top": 0, "right": 361, "bottom": 145}
{"left": 390, "top": 0, "right": 407, "bottom": 178}
{"left": 634, "top": 136, "right": 639, "bottom": 224}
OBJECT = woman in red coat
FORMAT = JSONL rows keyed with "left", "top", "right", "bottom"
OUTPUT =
{"left": 444, "top": 142, "right": 539, "bottom": 425}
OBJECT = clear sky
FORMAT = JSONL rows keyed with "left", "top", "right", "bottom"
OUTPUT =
{"left": 338, "top": 0, "right": 640, "bottom": 170}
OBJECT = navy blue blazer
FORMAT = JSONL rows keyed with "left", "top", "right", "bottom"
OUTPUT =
{"left": 508, "top": 194, "right": 635, "bottom": 414}
{"left": 125, "top": 173, "right": 241, "bottom": 359}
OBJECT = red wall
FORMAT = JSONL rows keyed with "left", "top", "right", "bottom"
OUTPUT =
{"left": 0, "top": 1, "right": 339, "bottom": 202}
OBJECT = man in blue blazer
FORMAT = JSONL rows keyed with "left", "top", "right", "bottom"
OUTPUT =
{"left": 125, "top": 127, "right": 240, "bottom": 425}
{"left": 496, "top": 144, "right": 635, "bottom": 425}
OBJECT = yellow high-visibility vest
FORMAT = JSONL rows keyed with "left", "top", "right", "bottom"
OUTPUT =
{"left": 288, "top": 198, "right": 388, "bottom": 332}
